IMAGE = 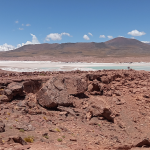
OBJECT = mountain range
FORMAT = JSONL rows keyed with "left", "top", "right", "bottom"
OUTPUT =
{"left": 0, "top": 37, "right": 150, "bottom": 58}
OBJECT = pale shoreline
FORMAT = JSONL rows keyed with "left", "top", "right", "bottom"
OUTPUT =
{"left": 0, "top": 61, "right": 150, "bottom": 72}
{"left": 1, "top": 56, "right": 150, "bottom": 63}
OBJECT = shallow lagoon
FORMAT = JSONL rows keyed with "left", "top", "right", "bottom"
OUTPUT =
{"left": 0, "top": 61, "right": 150, "bottom": 72}
{"left": 87, "top": 65, "right": 150, "bottom": 71}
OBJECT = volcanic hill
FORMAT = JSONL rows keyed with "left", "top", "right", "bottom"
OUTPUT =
{"left": 0, "top": 37, "right": 150, "bottom": 59}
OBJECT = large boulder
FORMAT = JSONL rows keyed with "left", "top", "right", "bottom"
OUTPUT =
{"left": 5, "top": 82, "right": 24, "bottom": 100}
{"left": 36, "top": 76, "right": 87, "bottom": 109}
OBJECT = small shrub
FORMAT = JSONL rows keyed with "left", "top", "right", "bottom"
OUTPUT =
{"left": 43, "top": 135, "right": 49, "bottom": 139}
{"left": 76, "top": 70, "right": 81, "bottom": 73}
{"left": 57, "top": 138, "right": 62, "bottom": 142}
{"left": 71, "top": 133, "right": 75, "bottom": 136}
{"left": 43, "top": 116, "right": 47, "bottom": 120}
{"left": 55, "top": 128, "right": 61, "bottom": 132}
{"left": 7, "top": 112, "right": 10, "bottom": 115}
{"left": 40, "top": 73, "right": 45, "bottom": 76}
{"left": 62, "top": 135, "right": 65, "bottom": 138}
{"left": 24, "top": 136, "right": 34, "bottom": 143}
{"left": 42, "top": 133, "right": 49, "bottom": 139}
{"left": 19, "top": 129, "right": 25, "bottom": 132}
{"left": 98, "top": 124, "right": 101, "bottom": 127}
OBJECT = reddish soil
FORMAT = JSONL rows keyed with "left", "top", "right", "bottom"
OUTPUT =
{"left": 0, "top": 69, "right": 150, "bottom": 150}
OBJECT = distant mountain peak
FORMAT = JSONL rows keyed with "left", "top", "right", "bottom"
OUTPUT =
{"left": 105, "top": 37, "right": 144, "bottom": 47}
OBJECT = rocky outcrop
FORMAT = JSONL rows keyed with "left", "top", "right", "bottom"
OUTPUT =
{"left": 36, "top": 76, "right": 87, "bottom": 108}
{"left": 0, "top": 79, "right": 43, "bottom": 104}
{"left": 5, "top": 82, "right": 24, "bottom": 100}
{"left": 1, "top": 70, "right": 150, "bottom": 149}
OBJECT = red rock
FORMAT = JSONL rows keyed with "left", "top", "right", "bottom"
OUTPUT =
{"left": 5, "top": 82, "right": 24, "bottom": 100}
{"left": 0, "top": 121, "right": 5, "bottom": 132}
{"left": 7, "top": 136, "right": 27, "bottom": 145}
{"left": 101, "top": 76, "right": 110, "bottom": 84}
{"left": 23, "top": 80, "right": 42, "bottom": 93}
{"left": 36, "top": 76, "right": 87, "bottom": 108}
{"left": 0, "top": 95, "right": 9, "bottom": 103}
{"left": 7, "top": 82, "right": 23, "bottom": 92}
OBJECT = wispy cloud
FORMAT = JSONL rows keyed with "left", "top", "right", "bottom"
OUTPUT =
{"left": 142, "top": 41, "right": 150, "bottom": 43}
{"left": 21, "top": 33, "right": 40, "bottom": 46}
{"left": 107, "top": 35, "right": 113, "bottom": 39}
{"left": 45, "top": 32, "right": 72, "bottom": 41}
{"left": 99, "top": 35, "right": 105, "bottom": 38}
{"left": 26, "top": 24, "right": 31, "bottom": 26}
{"left": 15, "top": 20, "right": 19, "bottom": 24}
{"left": 128, "top": 30, "right": 146, "bottom": 36}
{"left": 0, "top": 43, "right": 15, "bottom": 51}
{"left": 83, "top": 35, "right": 90, "bottom": 40}
{"left": 19, "top": 28, "right": 24, "bottom": 30}
{"left": 0, "top": 34, "right": 40, "bottom": 51}
{"left": 88, "top": 32, "right": 93, "bottom": 36}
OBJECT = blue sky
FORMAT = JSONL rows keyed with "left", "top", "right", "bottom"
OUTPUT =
{"left": 0, "top": 0, "right": 150, "bottom": 51}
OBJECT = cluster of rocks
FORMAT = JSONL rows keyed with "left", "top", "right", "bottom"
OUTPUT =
{"left": 1, "top": 69, "right": 150, "bottom": 149}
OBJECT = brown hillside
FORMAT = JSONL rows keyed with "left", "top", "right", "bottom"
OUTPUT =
{"left": 104, "top": 37, "right": 150, "bottom": 57}
{"left": 0, "top": 42, "right": 110, "bottom": 58}
{"left": 105, "top": 37, "right": 147, "bottom": 47}
{"left": 0, "top": 37, "right": 150, "bottom": 58}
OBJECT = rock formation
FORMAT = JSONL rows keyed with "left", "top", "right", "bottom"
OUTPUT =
{"left": 0, "top": 69, "right": 150, "bottom": 149}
